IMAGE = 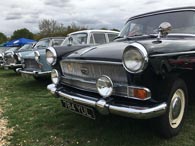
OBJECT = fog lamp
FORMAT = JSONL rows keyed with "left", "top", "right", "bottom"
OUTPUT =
{"left": 96, "top": 75, "right": 113, "bottom": 98}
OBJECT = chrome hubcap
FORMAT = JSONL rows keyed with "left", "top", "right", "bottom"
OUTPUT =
{"left": 169, "top": 89, "right": 185, "bottom": 129}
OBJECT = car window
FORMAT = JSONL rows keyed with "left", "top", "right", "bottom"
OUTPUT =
{"left": 6, "top": 47, "right": 18, "bottom": 52}
{"left": 93, "top": 33, "right": 106, "bottom": 44}
{"left": 18, "top": 44, "right": 32, "bottom": 51}
{"left": 52, "top": 39, "right": 64, "bottom": 46}
{"left": 34, "top": 39, "right": 49, "bottom": 49}
{"left": 61, "top": 33, "right": 88, "bottom": 46}
{"left": 107, "top": 33, "right": 118, "bottom": 42}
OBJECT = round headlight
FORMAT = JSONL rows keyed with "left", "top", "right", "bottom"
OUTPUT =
{"left": 16, "top": 53, "right": 22, "bottom": 61}
{"left": 46, "top": 47, "right": 57, "bottom": 65}
{"left": 122, "top": 43, "right": 148, "bottom": 73}
{"left": 51, "top": 69, "right": 60, "bottom": 85}
{"left": 34, "top": 51, "right": 40, "bottom": 63}
{"left": 96, "top": 75, "right": 113, "bottom": 98}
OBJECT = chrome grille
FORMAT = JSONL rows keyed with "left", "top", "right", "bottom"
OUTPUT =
{"left": 60, "top": 60, "right": 128, "bottom": 97}
{"left": 0, "top": 56, "right": 4, "bottom": 63}
{"left": 24, "top": 59, "right": 39, "bottom": 69}
{"left": 4, "top": 55, "right": 15, "bottom": 65}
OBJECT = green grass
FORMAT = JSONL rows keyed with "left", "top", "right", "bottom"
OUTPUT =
{"left": 1, "top": 68, "right": 195, "bottom": 146}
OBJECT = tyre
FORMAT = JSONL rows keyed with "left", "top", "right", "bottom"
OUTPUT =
{"left": 158, "top": 78, "right": 188, "bottom": 138}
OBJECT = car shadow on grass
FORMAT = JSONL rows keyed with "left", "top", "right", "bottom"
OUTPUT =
{"left": 17, "top": 78, "right": 51, "bottom": 87}
{"left": 43, "top": 107, "right": 167, "bottom": 146}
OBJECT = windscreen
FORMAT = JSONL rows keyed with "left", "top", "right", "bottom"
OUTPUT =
{"left": 119, "top": 11, "right": 195, "bottom": 37}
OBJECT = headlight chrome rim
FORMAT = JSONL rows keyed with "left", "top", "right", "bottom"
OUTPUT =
{"left": 96, "top": 75, "right": 113, "bottom": 98}
{"left": 16, "top": 53, "right": 22, "bottom": 61}
{"left": 46, "top": 47, "right": 57, "bottom": 66}
{"left": 51, "top": 69, "right": 60, "bottom": 85}
{"left": 122, "top": 42, "right": 148, "bottom": 73}
{"left": 34, "top": 51, "right": 40, "bottom": 63}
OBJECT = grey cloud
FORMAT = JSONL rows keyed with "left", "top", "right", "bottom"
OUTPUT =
{"left": 76, "top": 18, "right": 100, "bottom": 25}
{"left": 5, "top": 15, "right": 23, "bottom": 20}
{"left": 5, "top": 12, "right": 24, "bottom": 20}
{"left": 24, "top": 19, "right": 38, "bottom": 24}
{"left": 10, "top": 4, "right": 19, "bottom": 8}
{"left": 44, "top": 0, "right": 71, "bottom": 8}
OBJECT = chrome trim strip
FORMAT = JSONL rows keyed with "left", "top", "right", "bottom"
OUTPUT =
{"left": 167, "top": 33, "right": 195, "bottom": 37}
{"left": 60, "top": 59, "right": 122, "bottom": 65}
{"left": 19, "top": 70, "right": 51, "bottom": 75}
{"left": 79, "top": 47, "right": 96, "bottom": 56}
{"left": 47, "top": 84, "right": 167, "bottom": 119}
{"left": 62, "top": 75, "right": 96, "bottom": 84}
{"left": 150, "top": 51, "right": 195, "bottom": 57}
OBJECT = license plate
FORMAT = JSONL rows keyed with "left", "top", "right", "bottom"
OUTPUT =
{"left": 61, "top": 99, "right": 96, "bottom": 119}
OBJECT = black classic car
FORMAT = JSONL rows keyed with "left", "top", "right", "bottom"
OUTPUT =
{"left": 47, "top": 7, "right": 195, "bottom": 138}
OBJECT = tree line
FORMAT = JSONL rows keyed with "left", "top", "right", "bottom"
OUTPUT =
{"left": 0, "top": 19, "right": 119, "bottom": 44}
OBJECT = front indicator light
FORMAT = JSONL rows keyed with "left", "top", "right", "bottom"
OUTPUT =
{"left": 128, "top": 87, "right": 151, "bottom": 100}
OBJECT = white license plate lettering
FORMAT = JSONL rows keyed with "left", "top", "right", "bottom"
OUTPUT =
{"left": 65, "top": 102, "right": 76, "bottom": 111}
{"left": 62, "top": 100, "right": 95, "bottom": 119}
{"left": 76, "top": 105, "right": 93, "bottom": 118}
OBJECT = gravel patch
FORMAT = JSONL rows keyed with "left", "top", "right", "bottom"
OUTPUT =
{"left": 0, "top": 106, "right": 14, "bottom": 146}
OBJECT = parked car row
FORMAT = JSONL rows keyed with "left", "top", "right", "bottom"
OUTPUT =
{"left": 1, "top": 6, "right": 195, "bottom": 138}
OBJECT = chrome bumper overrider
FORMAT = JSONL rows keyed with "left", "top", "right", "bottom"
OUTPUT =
{"left": 47, "top": 84, "right": 167, "bottom": 119}
{"left": 18, "top": 68, "right": 51, "bottom": 76}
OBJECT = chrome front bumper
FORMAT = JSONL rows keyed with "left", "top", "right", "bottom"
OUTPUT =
{"left": 17, "top": 68, "right": 51, "bottom": 76}
{"left": 2, "top": 63, "right": 22, "bottom": 68}
{"left": 47, "top": 84, "right": 167, "bottom": 119}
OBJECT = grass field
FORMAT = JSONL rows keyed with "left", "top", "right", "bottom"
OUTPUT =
{"left": 1, "top": 68, "right": 195, "bottom": 146}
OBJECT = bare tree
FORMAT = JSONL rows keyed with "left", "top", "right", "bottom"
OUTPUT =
{"left": 39, "top": 19, "right": 66, "bottom": 36}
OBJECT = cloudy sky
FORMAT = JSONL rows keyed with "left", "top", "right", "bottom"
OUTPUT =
{"left": 0, "top": 0, "right": 195, "bottom": 36}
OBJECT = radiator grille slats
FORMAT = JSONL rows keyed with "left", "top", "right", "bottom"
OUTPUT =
{"left": 24, "top": 59, "right": 39, "bottom": 70}
{"left": 4, "top": 55, "right": 15, "bottom": 65}
{"left": 60, "top": 60, "right": 128, "bottom": 97}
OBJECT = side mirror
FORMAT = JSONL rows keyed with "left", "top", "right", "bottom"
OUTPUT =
{"left": 159, "top": 22, "right": 172, "bottom": 36}
{"left": 68, "top": 37, "right": 73, "bottom": 46}
{"left": 157, "top": 22, "right": 172, "bottom": 41}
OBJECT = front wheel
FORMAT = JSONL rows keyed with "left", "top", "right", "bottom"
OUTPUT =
{"left": 158, "top": 78, "right": 188, "bottom": 138}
